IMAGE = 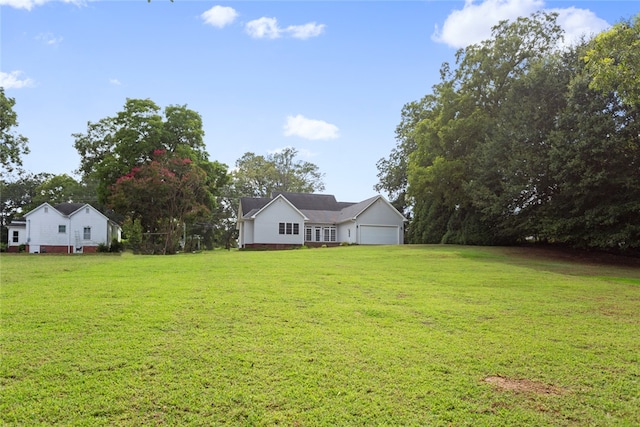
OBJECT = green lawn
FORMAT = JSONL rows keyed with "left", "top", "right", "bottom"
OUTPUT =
{"left": 1, "top": 245, "right": 639, "bottom": 426}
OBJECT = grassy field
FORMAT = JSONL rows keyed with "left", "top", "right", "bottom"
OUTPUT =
{"left": 1, "top": 245, "right": 639, "bottom": 426}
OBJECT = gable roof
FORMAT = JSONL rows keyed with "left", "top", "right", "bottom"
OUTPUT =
{"left": 240, "top": 194, "right": 308, "bottom": 220}
{"left": 53, "top": 202, "right": 86, "bottom": 215}
{"left": 239, "top": 192, "right": 405, "bottom": 224}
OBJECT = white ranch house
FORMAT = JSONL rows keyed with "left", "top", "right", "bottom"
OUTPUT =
{"left": 237, "top": 192, "right": 406, "bottom": 249}
{"left": 7, "top": 202, "right": 121, "bottom": 254}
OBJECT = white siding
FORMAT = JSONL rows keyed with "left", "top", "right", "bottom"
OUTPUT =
{"left": 253, "top": 198, "right": 305, "bottom": 245}
{"left": 69, "top": 206, "right": 110, "bottom": 249}
{"left": 25, "top": 205, "right": 70, "bottom": 248}
{"left": 242, "top": 220, "right": 255, "bottom": 245}
{"left": 7, "top": 225, "right": 26, "bottom": 249}
{"left": 337, "top": 223, "right": 355, "bottom": 244}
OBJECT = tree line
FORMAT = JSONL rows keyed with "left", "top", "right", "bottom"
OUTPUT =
{"left": 375, "top": 12, "right": 640, "bottom": 251}
{"left": 1, "top": 97, "right": 324, "bottom": 253}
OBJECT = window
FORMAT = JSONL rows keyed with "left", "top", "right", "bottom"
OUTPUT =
{"left": 44, "top": 207, "right": 49, "bottom": 213}
{"left": 12, "top": 231, "right": 19, "bottom": 243}
{"left": 279, "top": 222, "right": 299, "bottom": 236}
{"left": 305, "top": 227, "right": 312, "bottom": 241}
{"left": 315, "top": 228, "right": 321, "bottom": 242}
{"left": 58, "top": 225, "right": 66, "bottom": 233}
{"left": 83, "top": 227, "right": 91, "bottom": 240}
{"left": 322, "top": 227, "right": 337, "bottom": 242}
{"left": 86, "top": 207, "right": 90, "bottom": 214}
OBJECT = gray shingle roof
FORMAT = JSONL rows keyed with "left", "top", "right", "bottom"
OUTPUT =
{"left": 53, "top": 203, "right": 86, "bottom": 215}
{"left": 240, "top": 192, "right": 384, "bottom": 225}
{"left": 239, "top": 197, "right": 272, "bottom": 219}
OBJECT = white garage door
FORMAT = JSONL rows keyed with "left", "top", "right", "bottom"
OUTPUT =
{"left": 360, "top": 225, "right": 399, "bottom": 245}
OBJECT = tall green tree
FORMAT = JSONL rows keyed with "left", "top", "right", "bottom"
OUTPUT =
{"left": 406, "top": 12, "right": 564, "bottom": 245}
{"left": 0, "top": 88, "right": 29, "bottom": 175}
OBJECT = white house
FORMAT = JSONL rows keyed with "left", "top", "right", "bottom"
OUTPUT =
{"left": 237, "top": 192, "right": 406, "bottom": 249}
{"left": 6, "top": 202, "right": 122, "bottom": 254}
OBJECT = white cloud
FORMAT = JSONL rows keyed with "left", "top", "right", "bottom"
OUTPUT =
{"left": 552, "top": 7, "right": 609, "bottom": 47}
{"left": 0, "top": 0, "right": 84, "bottom": 11}
{"left": 284, "top": 115, "right": 339, "bottom": 141}
{"left": 0, "top": 71, "right": 35, "bottom": 89}
{"left": 109, "top": 78, "right": 121, "bottom": 86}
{"left": 201, "top": 5, "right": 238, "bottom": 28}
{"left": 246, "top": 17, "right": 325, "bottom": 40}
{"left": 433, "top": 0, "right": 543, "bottom": 48}
{"left": 285, "top": 22, "right": 326, "bottom": 40}
{"left": 433, "top": 0, "right": 609, "bottom": 49}
{"left": 246, "top": 17, "right": 282, "bottom": 39}
{"left": 36, "top": 32, "right": 63, "bottom": 46}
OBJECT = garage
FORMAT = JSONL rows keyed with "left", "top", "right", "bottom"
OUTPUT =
{"left": 359, "top": 225, "right": 400, "bottom": 245}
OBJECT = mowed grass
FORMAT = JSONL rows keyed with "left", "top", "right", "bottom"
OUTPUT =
{"left": 1, "top": 246, "right": 639, "bottom": 426}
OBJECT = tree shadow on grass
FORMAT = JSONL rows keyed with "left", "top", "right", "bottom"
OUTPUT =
{"left": 483, "top": 245, "right": 640, "bottom": 280}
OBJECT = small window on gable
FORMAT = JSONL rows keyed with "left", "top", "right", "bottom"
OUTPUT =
{"left": 44, "top": 207, "right": 49, "bottom": 213}
{"left": 86, "top": 207, "right": 90, "bottom": 214}
{"left": 59, "top": 225, "right": 66, "bottom": 233}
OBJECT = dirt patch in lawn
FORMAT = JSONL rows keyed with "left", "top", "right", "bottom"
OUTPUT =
{"left": 484, "top": 376, "right": 566, "bottom": 395}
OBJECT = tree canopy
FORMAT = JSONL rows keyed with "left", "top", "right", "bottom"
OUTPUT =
{"left": 377, "top": 12, "right": 640, "bottom": 251}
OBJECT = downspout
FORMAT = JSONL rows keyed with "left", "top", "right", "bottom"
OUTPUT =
{"left": 68, "top": 216, "right": 72, "bottom": 254}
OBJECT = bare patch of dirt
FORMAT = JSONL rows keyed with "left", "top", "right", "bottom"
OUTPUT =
{"left": 484, "top": 376, "right": 566, "bottom": 395}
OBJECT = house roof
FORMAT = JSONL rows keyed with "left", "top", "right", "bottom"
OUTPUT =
{"left": 239, "top": 192, "right": 404, "bottom": 224}
{"left": 53, "top": 202, "right": 86, "bottom": 215}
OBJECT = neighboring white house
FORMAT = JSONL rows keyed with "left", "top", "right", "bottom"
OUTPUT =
{"left": 6, "top": 202, "right": 122, "bottom": 254}
{"left": 237, "top": 192, "right": 406, "bottom": 249}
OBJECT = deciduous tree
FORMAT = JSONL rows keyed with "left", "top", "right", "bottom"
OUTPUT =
{"left": 0, "top": 88, "right": 29, "bottom": 175}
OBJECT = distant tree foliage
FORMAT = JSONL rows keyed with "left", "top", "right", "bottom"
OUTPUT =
{"left": 232, "top": 147, "right": 325, "bottom": 198}
{"left": 0, "top": 172, "right": 51, "bottom": 243}
{"left": 0, "top": 88, "right": 29, "bottom": 176}
{"left": 376, "top": 12, "right": 640, "bottom": 251}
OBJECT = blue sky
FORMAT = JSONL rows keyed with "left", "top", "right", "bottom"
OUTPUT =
{"left": 1, "top": 0, "right": 638, "bottom": 202}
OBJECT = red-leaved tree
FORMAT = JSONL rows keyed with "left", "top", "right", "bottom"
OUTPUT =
{"left": 109, "top": 150, "right": 213, "bottom": 254}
